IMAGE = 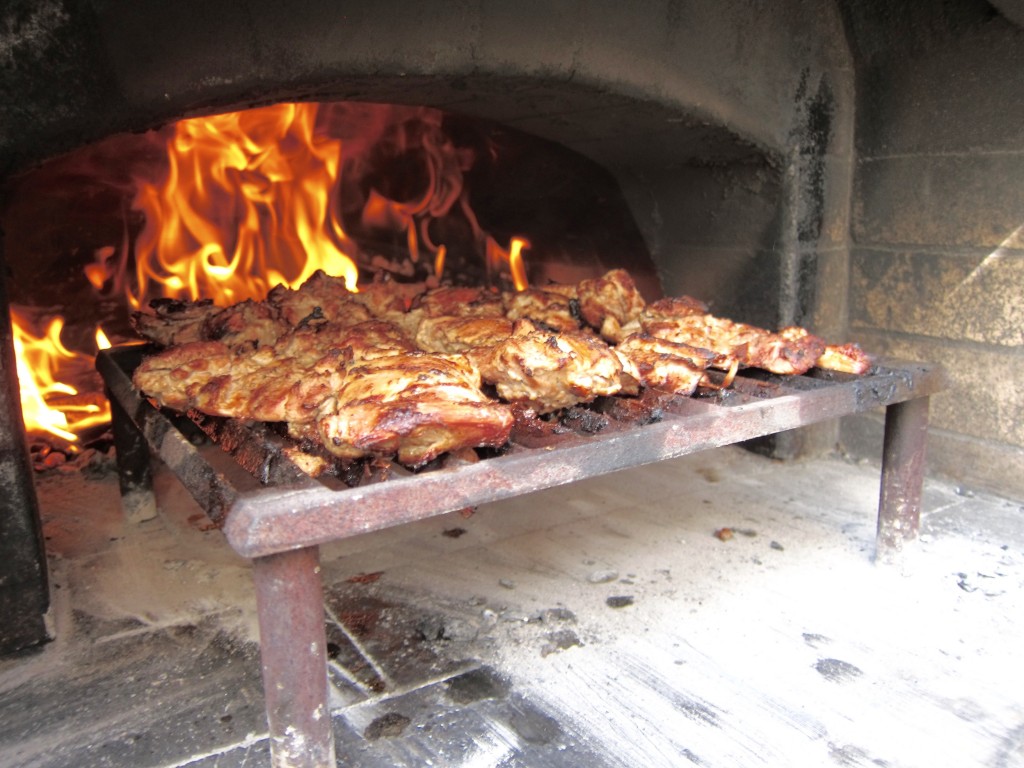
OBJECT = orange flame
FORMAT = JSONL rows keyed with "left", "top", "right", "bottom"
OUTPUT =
{"left": 129, "top": 102, "right": 360, "bottom": 308}
{"left": 10, "top": 308, "right": 111, "bottom": 443}
{"left": 485, "top": 236, "right": 530, "bottom": 291}
{"left": 507, "top": 237, "right": 530, "bottom": 292}
{"left": 78, "top": 102, "right": 532, "bottom": 311}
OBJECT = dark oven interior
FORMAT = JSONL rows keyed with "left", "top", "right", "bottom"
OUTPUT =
{"left": 1, "top": 0, "right": 1022, "bottom": 655}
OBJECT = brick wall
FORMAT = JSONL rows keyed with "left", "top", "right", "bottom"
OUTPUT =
{"left": 840, "top": 3, "right": 1024, "bottom": 499}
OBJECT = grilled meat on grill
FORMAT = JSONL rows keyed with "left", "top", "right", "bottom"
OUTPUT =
{"left": 133, "top": 316, "right": 417, "bottom": 416}
{"left": 130, "top": 297, "right": 218, "bottom": 347}
{"left": 468, "top": 319, "right": 625, "bottom": 413}
{"left": 132, "top": 338, "right": 345, "bottom": 424}
{"left": 415, "top": 315, "right": 515, "bottom": 355}
{"left": 312, "top": 319, "right": 416, "bottom": 361}
{"left": 414, "top": 285, "right": 505, "bottom": 319}
{"left": 193, "top": 298, "right": 292, "bottom": 351}
{"left": 613, "top": 333, "right": 714, "bottom": 396}
{"left": 638, "top": 298, "right": 827, "bottom": 376}
{"left": 503, "top": 289, "right": 581, "bottom": 333}
{"left": 384, "top": 284, "right": 506, "bottom": 339}
{"left": 349, "top": 278, "right": 425, "bottom": 329}
{"left": 130, "top": 265, "right": 873, "bottom": 467}
{"left": 816, "top": 343, "right": 873, "bottom": 375}
{"left": 130, "top": 297, "right": 289, "bottom": 350}
{"left": 266, "top": 270, "right": 369, "bottom": 328}
{"left": 314, "top": 352, "right": 513, "bottom": 466}
{"left": 133, "top": 319, "right": 512, "bottom": 465}
{"left": 577, "top": 268, "right": 648, "bottom": 343}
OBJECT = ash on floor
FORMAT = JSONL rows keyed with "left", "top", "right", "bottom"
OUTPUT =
{"left": 1, "top": 446, "right": 1022, "bottom": 768}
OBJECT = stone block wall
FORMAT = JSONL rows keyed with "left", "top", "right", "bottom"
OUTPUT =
{"left": 840, "top": 2, "right": 1024, "bottom": 499}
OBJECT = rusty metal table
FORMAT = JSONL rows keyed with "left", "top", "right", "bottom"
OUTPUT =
{"left": 97, "top": 347, "right": 945, "bottom": 767}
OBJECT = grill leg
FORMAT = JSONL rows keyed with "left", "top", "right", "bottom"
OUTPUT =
{"left": 876, "top": 396, "right": 930, "bottom": 555}
{"left": 109, "top": 390, "right": 157, "bottom": 523}
{"left": 252, "top": 546, "right": 335, "bottom": 768}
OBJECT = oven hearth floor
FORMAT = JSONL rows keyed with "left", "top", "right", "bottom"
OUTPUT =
{"left": 1, "top": 446, "right": 1022, "bottom": 768}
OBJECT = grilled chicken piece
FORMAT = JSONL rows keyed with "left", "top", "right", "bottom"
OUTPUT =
{"left": 203, "top": 298, "right": 292, "bottom": 349}
{"left": 132, "top": 339, "right": 345, "bottom": 424}
{"left": 131, "top": 298, "right": 221, "bottom": 347}
{"left": 816, "top": 343, "right": 872, "bottom": 374}
{"left": 415, "top": 285, "right": 505, "bottom": 318}
{"left": 134, "top": 319, "right": 510, "bottom": 466}
{"left": 503, "top": 289, "right": 581, "bottom": 333}
{"left": 613, "top": 334, "right": 714, "bottom": 396}
{"left": 133, "top": 270, "right": 368, "bottom": 349}
{"left": 415, "top": 315, "right": 515, "bottom": 354}
{"left": 641, "top": 295, "right": 709, "bottom": 321}
{"left": 385, "top": 284, "right": 506, "bottom": 339}
{"left": 315, "top": 353, "right": 513, "bottom": 466}
{"left": 639, "top": 297, "right": 827, "bottom": 376}
{"left": 469, "top": 319, "right": 623, "bottom": 414}
{"left": 131, "top": 296, "right": 290, "bottom": 351}
{"left": 266, "top": 320, "right": 416, "bottom": 366}
{"left": 577, "top": 269, "right": 647, "bottom": 343}
{"left": 643, "top": 313, "right": 826, "bottom": 376}
{"left": 755, "top": 326, "right": 829, "bottom": 375}
{"left": 267, "top": 270, "right": 372, "bottom": 328}
{"left": 132, "top": 317, "right": 412, "bottom": 421}
{"left": 351, "top": 279, "right": 425, "bottom": 319}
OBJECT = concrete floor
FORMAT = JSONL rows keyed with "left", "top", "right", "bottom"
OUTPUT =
{"left": 1, "top": 444, "right": 1022, "bottom": 768}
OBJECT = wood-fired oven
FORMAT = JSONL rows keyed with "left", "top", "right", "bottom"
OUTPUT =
{"left": 1, "top": 1, "right": 1021, "bottom": 765}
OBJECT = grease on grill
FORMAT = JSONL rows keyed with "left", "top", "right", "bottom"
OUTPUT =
{"left": 560, "top": 406, "right": 609, "bottom": 434}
